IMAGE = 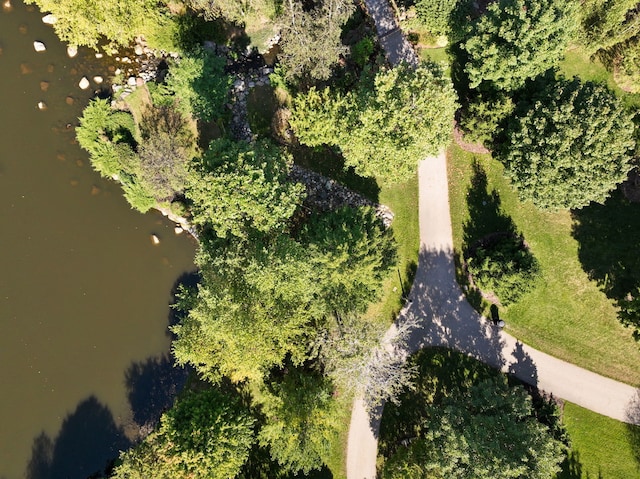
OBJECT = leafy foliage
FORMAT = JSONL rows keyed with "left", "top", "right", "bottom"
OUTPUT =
{"left": 291, "top": 63, "right": 457, "bottom": 184}
{"left": 77, "top": 99, "right": 157, "bottom": 212}
{"left": 112, "top": 388, "right": 255, "bottom": 479}
{"left": 579, "top": 0, "right": 640, "bottom": 53}
{"left": 462, "top": 0, "right": 578, "bottom": 90}
{"left": 171, "top": 235, "right": 326, "bottom": 383}
{"left": 612, "top": 37, "right": 640, "bottom": 93}
{"left": 415, "top": 0, "right": 458, "bottom": 38}
{"left": 278, "top": 0, "right": 353, "bottom": 83}
{"left": 186, "top": 139, "right": 305, "bottom": 238}
{"left": 257, "top": 369, "right": 341, "bottom": 474}
{"left": 24, "top": 0, "right": 162, "bottom": 48}
{"left": 500, "top": 79, "right": 636, "bottom": 209}
{"left": 467, "top": 235, "right": 540, "bottom": 305}
{"left": 137, "top": 106, "right": 197, "bottom": 202}
{"left": 301, "top": 206, "right": 397, "bottom": 315}
{"left": 382, "top": 377, "right": 566, "bottom": 479}
{"left": 160, "top": 50, "right": 231, "bottom": 121}
{"left": 185, "top": 0, "right": 279, "bottom": 25}
{"left": 458, "top": 91, "right": 515, "bottom": 146}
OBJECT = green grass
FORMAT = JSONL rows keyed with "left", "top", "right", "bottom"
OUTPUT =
{"left": 559, "top": 48, "right": 640, "bottom": 108}
{"left": 447, "top": 143, "right": 640, "bottom": 385}
{"left": 419, "top": 46, "right": 450, "bottom": 64}
{"left": 559, "top": 402, "right": 640, "bottom": 479}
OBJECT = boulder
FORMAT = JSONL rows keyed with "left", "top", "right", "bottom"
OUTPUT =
{"left": 174, "top": 226, "right": 184, "bottom": 235}
{"left": 33, "top": 41, "right": 46, "bottom": 52}
{"left": 78, "top": 77, "right": 90, "bottom": 90}
{"left": 127, "top": 76, "right": 137, "bottom": 86}
{"left": 151, "top": 234, "right": 160, "bottom": 245}
{"left": 93, "top": 76, "right": 103, "bottom": 84}
{"left": 66, "top": 45, "right": 78, "bottom": 58}
{"left": 41, "top": 14, "right": 57, "bottom": 25}
{"left": 37, "top": 101, "right": 47, "bottom": 110}
{"left": 134, "top": 44, "right": 144, "bottom": 56}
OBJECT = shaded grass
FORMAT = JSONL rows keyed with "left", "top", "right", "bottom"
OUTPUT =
{"left": 447, "top": 143, "right": 640, "bottom": 385}
{"left": 559, "top": 402, "right": 640, "bottom": 479}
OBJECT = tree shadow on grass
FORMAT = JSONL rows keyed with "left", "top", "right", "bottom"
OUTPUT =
{"left": 462, "top": 160, "right": 518, "bottom": 248}
{"left": 572, "top": 190, "right": 640, "bottom": 330}
{"left": 624, "top": 391, "right": 640, "bottom": 471}
{"left": 25, "top": 396, "right": 130, "bottom": 479}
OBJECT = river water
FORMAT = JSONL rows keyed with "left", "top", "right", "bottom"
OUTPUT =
{"left": 0, "top": 2, "right": 197, "bottom": 478}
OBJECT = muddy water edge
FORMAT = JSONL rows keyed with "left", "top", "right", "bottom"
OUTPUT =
{"left": 0, "top": 2, "right": 197, "bottom": 478}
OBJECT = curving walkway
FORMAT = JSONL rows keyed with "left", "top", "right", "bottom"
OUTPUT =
{"left": 346, "top": 153, "right": 640, "bottom": 479}
{"left": 348, "top": 3, "right": 640, "bottom": 478}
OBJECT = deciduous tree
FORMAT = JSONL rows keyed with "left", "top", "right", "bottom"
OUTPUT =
{"left": 112, "top": 388, "right": 255, "bottom": 479}
{"left": 382, "top": 377, "right": 566, "bottom": 479}
{"left": 256, "top": 369, "right": 342, "bottom": 474}
{"left": 291, "top": 63, "right": 457, "bottom": 184}
{"left": 186, "top": 139, "right": 305, "bottom": 238}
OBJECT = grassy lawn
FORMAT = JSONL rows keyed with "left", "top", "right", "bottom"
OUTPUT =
{"left": 559, "top": 402, "right": 640, "bottom": 479}
{"left": 447, "top": 143, "right": 640, "bottom": 385}
{"left": 559, "top": 47, "right": 640, "bottom": 108}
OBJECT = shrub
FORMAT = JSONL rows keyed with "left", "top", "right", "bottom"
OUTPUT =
{"left": 467, "top": 234, "right": 540, "bottom": 305}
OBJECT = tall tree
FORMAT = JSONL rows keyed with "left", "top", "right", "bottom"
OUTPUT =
{"left": 278, "top": 0, "right": 353, "bottom": 83}
{"left": 301, "top": 206, "right": 397, "bottom": 315}
{"left": 382, "top": 377, "right": 566, "bottom": 479}
{"left": 186, "top": 139, "right": 305, "bottom": 238}
{"left": 500, "top": 78, "right": 636, "bottom": 209}
{"left": 171, "top": 235, "right": 326, "bottom": 383}
{"left": 579, "top": 0, "right": 640, "bottom": 53}
{"left": 462, "top": 0, "right": 577, "bottom": 90}
{"left": 256, "top": 369, "right": 342, "bottom": 474}
{"left": 137, "top": 106, "right": 197, "bottom": 203}
{"left": 24, "top": 0, "right": 161, "bottom": 49}
{"left": 291, "top": 63, "right": 458, "bottom": 184}
{"left": 112, "top": 388, "right": 255, "bottom": 479}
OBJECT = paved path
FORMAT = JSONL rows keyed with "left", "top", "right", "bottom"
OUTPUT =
{"left": 346, "top": 152, "right": 640, "bottom": 479}
{"left": 347, "top": 5, "right": 640, "bottom": 478}
{"left": 362, "top": 0, "right": 418, "bottom": 67}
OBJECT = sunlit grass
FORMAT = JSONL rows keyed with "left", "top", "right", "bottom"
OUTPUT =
{"left": 447, "top": 143, "right": 640, "bottom": 385}
{"left": 559, "top": 402, "right": 640, "bottom": 479}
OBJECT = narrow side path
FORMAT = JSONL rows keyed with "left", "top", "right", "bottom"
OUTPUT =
{"left": 346, "top": 153, "right": 640, "bottom": 479}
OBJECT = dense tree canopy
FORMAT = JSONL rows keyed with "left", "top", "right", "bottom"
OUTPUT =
{"left": 301, "top": 206, "right": 397, "bottom": 315}
{"left": 278, "top": 0, "right": 353, "bottom": 83}
{"left": 462, "top": 0, "right": 577, "bottom": 90}
{"left": 291, "top": 63, "right": 457, "bottom": 183}
{"left": 171, "top": 235, "right": 326, "bottom": 383}
{"left": 500, "top": 79, "right": 636, "bottom": 209}
{"left": 24, "top": 0, "right": 161, "bottom": 48}
{"left": 382, "top": 377, "right": 566, "bottom": 479}
{"left": 112, "top": 388, "right": 255, "bottom": 479}
{"left": 579, "top": 0, "right": 640, "bottom": 53}
{"left": 186, "top": 139, "right": 305, "bottom": 238}
{"left": 257, "top": 369, "right": 342, "bottom": 474}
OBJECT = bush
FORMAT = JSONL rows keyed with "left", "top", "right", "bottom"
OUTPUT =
{"left": 467, "top": 234, "right": 540, "bottom": 305}
{"left": 459, "top": 92, "right": 515, "bottom": 147}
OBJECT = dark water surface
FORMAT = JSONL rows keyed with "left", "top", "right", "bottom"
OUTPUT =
{"left": 0, "top": 2, "right": 196, "bottom": 478}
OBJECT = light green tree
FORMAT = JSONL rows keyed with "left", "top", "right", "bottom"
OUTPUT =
{"left": 186, "top": 139, "right": 305, "bottom": 238}
{"left": 501, "top": 79, "right": 636, "bottom": 209}
{"left": 24, "top": 0, "right": 161, "bottom": 49}
{"left": 462, "top": 0, "right": 577, "bottom": 90}
{"left": 171, "top": 235, "right": 326, "bottom": 383}
{"left": 301, "top": 206, "right": 397, "bottom": 315}
{"left": 382, "top": 377, "right": 566, "bottom": 479}
{"left": 291, "top": 63, "right": 457, "bottom": 184}
{"left": 256, "top": 369, "right": 342, "bottom": 474}
{"left": 112, "top": 388, "right": 255, "bottom": 479}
